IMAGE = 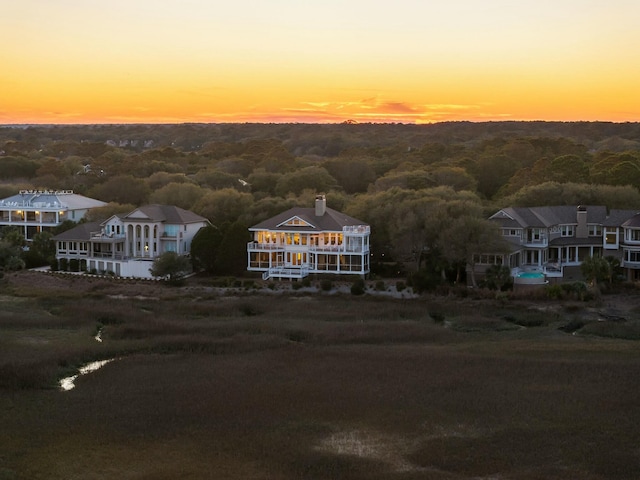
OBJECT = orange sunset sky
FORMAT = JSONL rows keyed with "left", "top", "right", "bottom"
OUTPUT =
{"left": 2, "top": 0, "right": 640, "bottom": 124}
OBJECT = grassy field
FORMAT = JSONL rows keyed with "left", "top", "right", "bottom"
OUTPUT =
{"left": 1, "top": 271, "right": 640, "bottom": 479}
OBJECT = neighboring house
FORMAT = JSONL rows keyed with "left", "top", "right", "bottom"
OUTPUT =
{"left": 0, "top": 190, "right": 107, "bottom": 240}
{"left": 247, "top": 195, "right": 370, "bottom": 280}
{"left": 54, "top": 204, "right": 209, "bottom": 278}
{"left": 477, "top": 205, "right": 640, "bottom": 284}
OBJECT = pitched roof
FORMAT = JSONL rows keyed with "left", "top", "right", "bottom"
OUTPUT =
{"left": 53, "top": 222, "right": 100, "bottom": 241}
{"left": 250, "top": 207, "right": 368, "bottom": 232}
{"left": 492, "top": 206, "right": 638, "bottom": 228}
{"left": 622, "top": 213, "right": 640, "bottom": 228}
{"left": 123, "top": 205, "right": 208, "bottom": 224}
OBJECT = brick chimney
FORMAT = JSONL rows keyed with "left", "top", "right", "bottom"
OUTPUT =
{"left": 576, "top": 205, "right": 588, "bottom": 238}
{"left": 315, "top": 194, "right": 326, "bottom": 216}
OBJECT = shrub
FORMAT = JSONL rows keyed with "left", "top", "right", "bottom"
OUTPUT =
{"left": 350, "top": 278, "right": 365, "bottom": 296}
{"left": 375, "top": 280, "right": 385, "bottom": 291}
{"left": 396, "top": 281, "right": 406, "bottom": 292}
{"left": 559, "top": 318, "right": 585, "bottom": 333}
{"left": 320, "top": 279, "right": 333, "bottom": 291}
{"left": 301, "top": 276, "right": 312, "bottom": 288}
{"left": 545, "top": 284, "right": 563, "bottom": 299}
{"left": 238, "top": 303, "right": 262, "bottom": 316}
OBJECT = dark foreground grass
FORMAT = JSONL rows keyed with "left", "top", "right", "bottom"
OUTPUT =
{"left": 1, "top": 274, "right": 640, "bottom": 479}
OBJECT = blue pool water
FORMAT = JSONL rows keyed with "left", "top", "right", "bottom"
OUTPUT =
{"left": 517, "top": 272, "right": 545, "bottom": 279}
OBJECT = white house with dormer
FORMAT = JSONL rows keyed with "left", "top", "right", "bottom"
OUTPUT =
{"left": 247, "top": 195, "right": 370, "bottom": 280}
{"left": 54, "top": 204, "right": 209, "bottom": 278}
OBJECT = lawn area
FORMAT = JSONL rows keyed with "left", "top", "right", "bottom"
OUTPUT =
{"left": 1, "top": 271, "right": 640, "bottom": 479}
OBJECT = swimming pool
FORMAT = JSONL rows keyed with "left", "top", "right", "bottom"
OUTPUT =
{"left": 517, "top": 272, "right": 545, "bottom": 279}
{"left": 514, "top": 271, "right": 547, "bottom": 285}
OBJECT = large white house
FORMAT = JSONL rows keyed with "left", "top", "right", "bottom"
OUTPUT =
{"left": 247, "top": 195, "right": 370, "bottom": 280}
{"left": 54, "top": 204, "right": 209, "bottom": 278}
{"left": 478, "top": 205, "right": 640, "bottom": 284}
{"left": 0, "top": 190, "right": 106, "bottom": 240}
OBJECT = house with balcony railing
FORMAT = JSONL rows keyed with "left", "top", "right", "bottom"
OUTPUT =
{"left": 622, "top": 213, "right": 640, "bottom": 277}
{"left": 475, "top": 205, "right": 640, "bottom": 284}
{"left": 54, "top": 204, "right": 209, "bottom": 278}
{"left": 0, "top": 190, "right": 106, "bottom": 240}
{"left": 247, "top": 195, "right": 370, "bottom": 280}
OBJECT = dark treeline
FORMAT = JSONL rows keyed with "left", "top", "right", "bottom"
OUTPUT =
{"left": 2, "top": 121, "right": 640, "bottom": 284}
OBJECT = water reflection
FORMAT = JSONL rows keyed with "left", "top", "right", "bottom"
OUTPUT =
{"left": 59, "top": 359, "right": 114, "bottom": 391}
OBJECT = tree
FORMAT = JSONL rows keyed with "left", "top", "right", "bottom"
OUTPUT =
{"left": 88, "top": 175, "right": 150, "bottom": 205}
{"left": 0, "top": 240, "right": 25, "bottom": 271}
{"left": 215, "top": 221, "right": 250, "bottom": 276}
{"left": 323, "top": 157, "right": 376, "bottom": 194}
{"left": 193, "top": 188, "right": 254, "bottom": 226}
{"left": 148, "top": 182, "right": 206, "bottom": 211}
{"left": 580, "top": 255, "right": 612, "bottom": 289}
{"left": 274, "top": 166, "right": 338, "bottom": 197}
{"left": 2, "top": 228, "right": 26, "bottom": 248}
{"left": 23, "top": 231, "right": 55, "bottom": 268}
{"left": 483, "top": 264, "right": 513, "bottom": 291}
{"left": 190, "top": 225, "right": 223, "bottom": 273}
{"left": 438, "top": 216, "right": 507, "bottom": 287}
{"left": 150, "top": 252, "right": 191, "bottom": 284}
{"left": 428, "top": 166, "right": 477, "bottom": 192}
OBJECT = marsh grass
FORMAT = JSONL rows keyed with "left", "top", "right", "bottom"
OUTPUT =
{"left": 2, "top": 272, "right": 640, "bottom": 479}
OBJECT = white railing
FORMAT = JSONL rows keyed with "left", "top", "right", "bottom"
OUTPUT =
{"left": 90, "top": 232, "right": 126, "bottom": 240}
{"left": 249, "top": 241, "right": 368, "bottom": 253}
{"left": 248, "top": 242, "right": 284, "bottom": 250}
{"left": 262, "top": 266, "right": 310, "bottom": 280}
{"left": 343, "top": 225, "right": 370, "bottom": 235}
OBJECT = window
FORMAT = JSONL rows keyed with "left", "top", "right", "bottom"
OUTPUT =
{"left": 472, "top": 255, "right": 503, "bottom": 265}
{"left": 560, "top": 225, "right": 574, "bottom": 237}
{"left": 628, "top": 250, "right": 640, "bottom": 263}
{"left": 588, "top": 225, "right": 602, "bottom": 236}
{"left": 628, "top": 229, "right": 640, "bottom": 242}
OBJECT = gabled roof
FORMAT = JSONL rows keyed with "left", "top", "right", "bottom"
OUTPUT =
{"left": 53, "top": 222, "right": 100, "bottom": 241}
{"left": 491, "top": 206, "right": 638, "bottom": 228}
{"left": 622, "top": 213, "right": 640, "bottom": 228}
{"left": 250, "top": 207, "right": 367, "bottom": 232}
{"left": 122, "top": 205, "right": 208, "bottom": 224}
{"left": 608, "top": 210, "right": 640, "bottom": 227}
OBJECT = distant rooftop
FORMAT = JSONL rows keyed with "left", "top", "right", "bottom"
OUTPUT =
{"left": 0, "top": 190, "right": 107, "bottom": 210}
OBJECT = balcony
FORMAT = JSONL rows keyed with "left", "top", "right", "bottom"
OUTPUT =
{"left": 90, "top": 232, "right": 126, "bottom": 241}
{"left": 521, "top": 235, "right": 548, "bottom": 247}
{"left": 248, "top": 241, "right": 368, "bottom": 253}
{"left": 247, "top": 241, "right": 285, "bottom": 251}
{"left": 343, "top": 225, "right": 370, "bottom": 235}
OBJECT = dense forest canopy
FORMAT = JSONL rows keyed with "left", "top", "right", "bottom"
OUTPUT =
{"left": 2, "top": 121, "right": 640, "bottom": 280}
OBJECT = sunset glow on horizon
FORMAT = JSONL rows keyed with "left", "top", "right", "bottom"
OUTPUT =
{"left": 2, "top": 0, "right": 640, "bottom": 125}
